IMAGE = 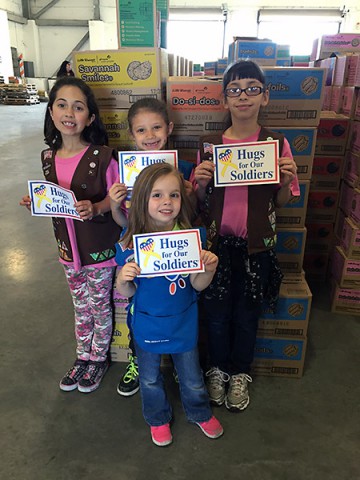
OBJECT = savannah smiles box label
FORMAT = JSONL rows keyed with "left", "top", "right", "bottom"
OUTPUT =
{"left": 119, "top": 150, "right": 178, "bottom": 188}
{"left": 133, "top": 229, "right": 204, "bottom": 277}
{"left": 213, "top": 140, "right": 280, "bottom": 187}
{"left": 28, "top": 180, "right": 81, "bottom": 221}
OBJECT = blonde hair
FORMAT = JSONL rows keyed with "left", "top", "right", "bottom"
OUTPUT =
{"left": 121, "top": 163, "right": 193, "bottom": 247}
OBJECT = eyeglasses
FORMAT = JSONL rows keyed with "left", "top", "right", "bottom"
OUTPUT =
{"left": 224, "top": 86, "right": 264, "bottom": 97}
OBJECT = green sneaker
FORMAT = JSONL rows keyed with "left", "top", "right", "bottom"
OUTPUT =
{"left": 117, "top": 355, "right": 139, "bottom": 397}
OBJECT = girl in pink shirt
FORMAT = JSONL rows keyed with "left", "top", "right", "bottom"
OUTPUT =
{"left": 20, "top": 77, "right": 121, "bottom": 393}
{"left": 194, "top": 60, "right": 300, "bottom": 412}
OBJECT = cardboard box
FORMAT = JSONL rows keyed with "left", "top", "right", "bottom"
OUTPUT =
{"left": 258, "top": 67, "right": 325, "bottom": 126}
{"left": 339, "top": 180, "right": 355, "bottom": 216}
{"left": 270, "top": 127, "right": 317, "bottom": 180}
{"left": 72, "top": 48, "right": 168, "bottom": 108}
{"left": 167, "top": 76, "right": 226, "bottom": 134}
{"left": 315, "top": 113, "right": 350, "bottom": 156}
{"left": 276, "top": 180, "right": 310, "bottom": 228}
{"left": 303, "top": 252, "right": 329, "bottom": 280}
{"left": 259, "top": 278, "right": 312, "bottom": 337}
{"left": 333, "top": 55, "right": 352, "bottom": 86}
{"left": 334, "top": 208, "right": 346, "bottom": 240}
{"left": 306, "top": 190, "right": 339, "bottom": 222}
{"left": 232, "top": 38, "right": 277, "bottom": 65}
{"left": 310, "top": 155, "right": 344, "bottom": 190}
{"left": 341, "top": 87, "right": 359, "bottom": 118}
{"left": 331, "top": 245, "right": 360, "bottom": 288}
{"left": 117, "top": 0, "right": 158, "bottom": 48}
{"left": 252, "top": 335, "right": 307, "bottom": 378}
{"left": 343, "top": 150, "right": 360, "bottom": 188}
{"left": 319, "top": 56, "right": 337, "bottom": 86}
{"left": 331, "top": 279, "right": 360, "bottom": 315}
{"left": 305, "top": 222, "right": 334, "bottom": 254}
{"left": 99, "top": 109, "right": 134, "bottom": 150}
{"left": 275, "top": 227, "right": 306, "bottom": 273}
{"left": 340, "top": 216, "right": 360, "bottom": 259}
{"left": 314, "top": 33, "right": 360, "bottom": 59}
{"left": 348, "top": 120, "right": 360, "bottom": 154}
{"left": 329, "top": 86, "right": 344, "bottom": 113}
{"left": 322, "top": 85, "right": 332, "bottom": 110}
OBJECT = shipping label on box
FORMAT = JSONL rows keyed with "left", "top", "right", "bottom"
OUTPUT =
{"left": 331, "top": 245, "right": 360, "bottom": 288}
{"left": 259, "top": 279, "right": 312, "bottom": 337}
{"left": 341, "top": 216, "right": 360, "bottom": 259}
{"left": 270, "top": 127, "right": 317, "bottom": 180}
{"left": 275, "top": 227, "right": 306, "bottom": 273}
{"left": 276, "top": 181, "right": 310, "bottom": 227}
{"left": 252, "top": 335, "right": 307, "bottom": 378}
{"left": 259, "top": 67, "right": 325, "bottom": 126}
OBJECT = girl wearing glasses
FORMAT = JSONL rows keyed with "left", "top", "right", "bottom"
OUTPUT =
{"left": 193, "top": 60, "right": 300, "bottom": 413}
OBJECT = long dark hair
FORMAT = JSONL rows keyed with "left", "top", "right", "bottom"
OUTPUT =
{"left": 121, "top": 163, "right": 193, "bottom": 248}
{"left": 56, "top": 61, "right": 74, "bottom": 77}
{"left": 44, "top": 76, "right": 108, "bottom": 149}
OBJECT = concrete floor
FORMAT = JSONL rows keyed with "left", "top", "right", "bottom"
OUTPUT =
{"left": 0, "top": 104, "right": 359, "bottom": 480}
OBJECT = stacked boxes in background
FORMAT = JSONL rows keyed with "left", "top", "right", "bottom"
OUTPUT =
{"left": 253, "top": 65, "right": 326, "bottom": 377}
{"left": 304, "top": 112, "right": 350, "bottom": 280}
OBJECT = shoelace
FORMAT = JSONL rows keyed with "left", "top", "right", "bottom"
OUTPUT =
{"left": 67, "top": 362, "right": 87, "bottom": 380}
{"left": 231, "top": 374, "right": 252, "bottom": 395}
{"left": 206, "top": 367, "right": 230, "bottom": 387}
{"left": 84, "top": 363, "right": 105, "bottom": 381}
{"left": 123, "top": 359, "right": 139, "bottom": 383}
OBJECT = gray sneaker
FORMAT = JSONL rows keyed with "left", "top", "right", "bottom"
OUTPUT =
{"left": 225, "top": 373, "right": 253, "bottom": 412}
{"left": 205, "top": 367, "right": 230, "bottom": 406}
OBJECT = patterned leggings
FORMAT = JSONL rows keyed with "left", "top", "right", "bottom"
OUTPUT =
{"left": 63, "top": 265, "right": 116, "bottom": 362}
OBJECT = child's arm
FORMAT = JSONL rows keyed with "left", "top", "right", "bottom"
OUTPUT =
{"left": 75, "top": 196, "right": 111, "bottom": 221}
{"left": 109, "top": 182, "right": 128, "bottom": 227}
{"left": 19, "top": 195, "right": 32, "bottom": 212}
{"left": 190, "top": 250, "right": 218, "bottom": 292}
{"left": 116, "top": 261, "right": 140, "bottom": 298}
{"left": 275, "top": 156, "right": 298, "bottom": 208}
{"left": 193, "top": 161, "right": 215, "bottom": 202}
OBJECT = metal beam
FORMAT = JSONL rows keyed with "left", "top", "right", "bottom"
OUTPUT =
{"left": 7, "top": 13, "right": 28, "bottom": 24}
{"left": 35, "top": 19, "right": 89, "bottom": 27}
{"left": 21, "top": 0, "right": 31, "bottom": 19}
{"left": 93, "top": 0, "right": 100, "bottom": 21}
{"left": 33, "top": 0, "right": 62, "bottom": 20}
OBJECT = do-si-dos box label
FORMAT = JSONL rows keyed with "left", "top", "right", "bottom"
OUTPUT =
{"left": 213, "top": 140, "right": 279, "bottom": 187}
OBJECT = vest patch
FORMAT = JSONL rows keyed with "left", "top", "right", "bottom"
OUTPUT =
{"left": 90, "top": 248, "right": 116, "bottom": 262}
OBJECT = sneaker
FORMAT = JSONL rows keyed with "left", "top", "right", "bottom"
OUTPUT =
{"left": 77, "top": 360, "right": 109, "bottom": 393}
{"left": 225, "top": 373, "right": 253, "bottom": 412}
{"left": 117, "top": 355, "right": 139, "bottom": 396}
{"left": 205, "top": 367, "right": 230, "bottom": 406}
{"left": 59, "top": 359, "right": 88, "bottom": 392}
{"left": 150, "top": 423, "right": 172, "bottom": 447}
{"left": 196, "top": 416, "right": 223, "bottom": 439}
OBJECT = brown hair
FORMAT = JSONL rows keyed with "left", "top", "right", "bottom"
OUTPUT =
{"left": 121, "top": 163, "right": 193, "bottom": 247}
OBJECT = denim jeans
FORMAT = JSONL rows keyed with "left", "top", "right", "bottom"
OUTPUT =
{"left": 135, "top": 341, "right": 212, "bottom": 426}
{"left": 202, "top": 247, "right": 271, "bottom": 375}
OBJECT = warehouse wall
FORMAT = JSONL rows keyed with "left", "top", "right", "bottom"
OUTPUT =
{"left": 0, "top": 0, "right": 360, "bottom": 78}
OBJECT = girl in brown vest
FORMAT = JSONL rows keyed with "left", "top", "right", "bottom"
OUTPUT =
{"left": 20, "top": 77, "right": 121, "bottom": 393}
{"left": 193, "top": 60, "right": 300, "bottom": 412}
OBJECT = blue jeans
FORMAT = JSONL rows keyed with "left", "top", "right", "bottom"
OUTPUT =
{"left": 135, "top": 341, "right": 212, "bottom": 426}
{"left": 203, "top": 247, "right": 271, "bottom": 375}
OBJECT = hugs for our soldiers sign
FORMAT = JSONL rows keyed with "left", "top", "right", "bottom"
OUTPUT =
{"left": 119, "top": 150, "right": 178, "bottom": 188}
{"left": 213, "top": 140, "right": 280, "bottom": 187}
{"left": 28, "top": 180, "right": 82, "bottom": 221}
{"left": 133, "top": 229, "right": 204, "bottom": 277}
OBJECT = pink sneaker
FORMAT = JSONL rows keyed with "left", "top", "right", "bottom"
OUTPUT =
{"left": 196, "top": 416, "right": 223, "bottom": 439}
{"left": 150, "top": 423, "right": 172, "bottom": 447}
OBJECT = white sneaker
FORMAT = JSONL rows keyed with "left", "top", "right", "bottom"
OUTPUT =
{"left": 205, "top": 367, "right": 230, "bottom": 406}
{"left": 225, "top": 373, "right": 252, "bottom": 412}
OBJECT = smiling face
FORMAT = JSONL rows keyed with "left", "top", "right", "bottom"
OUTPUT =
{"left": 224, "top": 77, "right": 269, "bottom": 124}
{"left": 129, "top": 109, "right": 173, "bottom": 151}
{"left": 49, "top": 85, "right": 94, "bottom": 140}
{"left": 148, "top": 173, "right": 181, "bottom": 231}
